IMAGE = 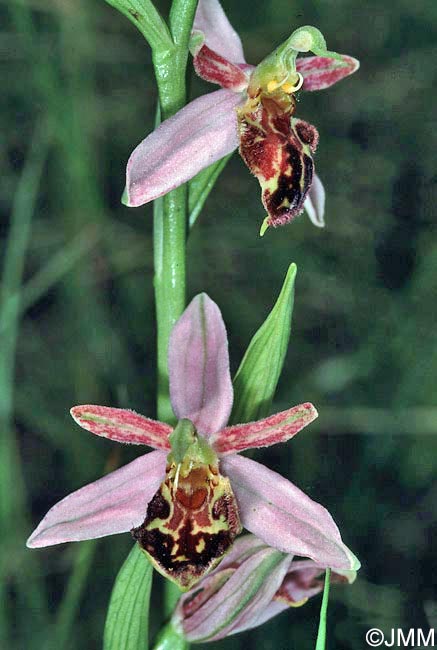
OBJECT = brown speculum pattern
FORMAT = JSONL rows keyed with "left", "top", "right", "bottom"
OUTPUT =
{"left": 237, "top": 90, "right": 319, "bottom": 227}
{"left": 131, "top": 458, "right": 241, "bottom": 590}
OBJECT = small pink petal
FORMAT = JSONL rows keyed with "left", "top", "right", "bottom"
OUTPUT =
{"left": 70, "top": 405, "right": 172, "bottom": 450}
{"left": 211, "top": 403, "right": 318, "bottom": 455}
{"left": 278, "top": 559, "right": 356, "bottom": 603}
{"left": 297, "top": 54, "right": 360, "bottom": 92}
{"left": 194, "top": 45, "right": 249, "bottom": 91}
{"left": 238, "top": 561, "right": 356, "bottom": 631}
{"left": 222, "top": 455, "right": 360, "bottom": 570}
{"left": 304, "top": 174, "right": 326, "bottom": 228}
{"left": 169, "top": 294, "right": 233, "bottom": 437}
{"left": 194, "top": 0, "right": 245, "bottom": 64}
{"left": 126, "top": 89, "right": 241, "bottom": 207}
{"left": 26, "top": 450, "right": 167, "bottom": 547}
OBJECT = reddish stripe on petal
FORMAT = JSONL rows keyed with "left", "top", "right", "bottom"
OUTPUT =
{"left": 194, "top": 45, "right": 249, "bottom": 91}
{"left": 297, "top": 54, "right": 360, "bottom": 92}
{"left": 70, "top": 405, "right": 172, "bottom": 450}
{"left": 212, "top": 403, "right": 318, "bottom": 455}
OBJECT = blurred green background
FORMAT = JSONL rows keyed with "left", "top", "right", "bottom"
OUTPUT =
{"left": 2, "top": 0, "right": 437, "bottom": 647}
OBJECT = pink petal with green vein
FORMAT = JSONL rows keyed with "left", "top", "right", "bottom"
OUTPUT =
{"left": 193, "top": 44, "right": 249, "bottom": 91}
{"left": 221, "top": 455, "right": 360, "bottom": 570}
{"left": 211, "top": 403, "right": 318, "bottom": 455}
{"left": 237, "top": 561, "right": 356, "bottom": 632}
{"left": 70, "top": 404, "right": 172, "bottom": 450}
{"left": 304, "top": 173, "right": 326, "bottom": 227}
{"left": 297, "top": 54, "right": 360, "bottom": 91}
{"left": 179, "top": 546, "right": 290, "bottom": 641}
{"left": 125, "top": 89, "right": 242, "bottom": 207}
{"left": 193, "top": 0, "right": 246, "bottom": 64}
{"left": 26, "top": 450, "right": 167, "bottom": 547}
{"left": 169, "top": 294, "right": 233, "bottom": 437}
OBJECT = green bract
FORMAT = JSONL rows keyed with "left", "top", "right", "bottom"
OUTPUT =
{"left": 231, "top": 263, "right": 297, "bottom": 424}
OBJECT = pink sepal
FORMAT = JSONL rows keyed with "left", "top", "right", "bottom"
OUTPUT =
{"left": 70, "top": 405, "right": 172, "bottom": 450}
{"left": 169, "top": 294, "right": 233, "bottom": 437}
{"left": 194, "top": 45, "right": 249, "bottom": 91}
{"left": 26, "top": 450, "right": 167, "bottom": 547}
{"left": 222, "top": 455, "right": 360, "bottom": 570}
{"left": 297, "top": 54, "right": 360, "bottom": 92}
{"left": 193, "top": 0, "right": 246, "bottom": 64}
{"left": 125, "top": 89, "right": 242, "bottom": 207}
{"left": 304, "top": 174, "right": 326, "bottom": 227}
{"left": 211, "top": 403, "right": 318, "bottom": 455}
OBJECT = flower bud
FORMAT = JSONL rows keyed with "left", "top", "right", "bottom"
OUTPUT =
{"left": 172, "top": 535, "right": 357, "bottom": 642}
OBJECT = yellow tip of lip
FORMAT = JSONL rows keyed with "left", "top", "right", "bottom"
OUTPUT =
{"left": 259, "top": 217, "right": 270, "bottom": 237}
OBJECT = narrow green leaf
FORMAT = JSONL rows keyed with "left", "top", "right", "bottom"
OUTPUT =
{"left": 188, "top": 155, "right": 233, "bottom": 229}
{"left": 104, "top": 545, "right": 153, "bottom": 650}
{"left": 0, "top": 227, "right": 99, "bottom": 337}
{"left": 0, "top": 122, "right": 50, "bottom": 643}
{"left": 231, "top": 263, "right": 297, "bottom": 424}
{"left": 315, "top": 568, "right": 331, "bottom": 650}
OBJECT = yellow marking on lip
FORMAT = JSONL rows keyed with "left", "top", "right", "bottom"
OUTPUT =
{"left": 267, "top": 79, "right": 281, "bottom": 93}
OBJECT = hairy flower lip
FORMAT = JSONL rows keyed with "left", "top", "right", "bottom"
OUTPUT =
{"left": 124, "top": 0, "right": 359, "bottom": 230}
{"left": 27, "top": 293, "right": 359, "bottom": 583}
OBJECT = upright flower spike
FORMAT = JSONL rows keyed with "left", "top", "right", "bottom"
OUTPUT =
{"left": 173, "top": 534, "right": 357, "bottom": 642}
{"left": 125, "top": 0, "right": 359, "bottom": 231}
{"left": 27, "top": 294, "right": 359, "bottom": 590}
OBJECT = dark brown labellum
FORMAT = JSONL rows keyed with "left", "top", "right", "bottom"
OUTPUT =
{"left": 238, "top": 93, "right": 319, "bottom": 227}
{"left": 131, "top": 460, "right": 241, "bottom": 590}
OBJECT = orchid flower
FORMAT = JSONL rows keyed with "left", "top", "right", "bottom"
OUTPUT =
{"left": 125, "top": 0, "right": 359, "bottom": 231}
{"left": 173, "top": 534, "right": 357, "bottom": 642}
{"left": 27, "top": 294, "right": 359, "bottom": 590}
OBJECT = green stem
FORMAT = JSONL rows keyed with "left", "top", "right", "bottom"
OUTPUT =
{"left": 152, "top": 621, "right": 189, "bottom": 650}
{"left": 152, "top": 0, "right": 198, "bottom": 424}
{"left": 151, "top": 0, "right": 198, "bottom": 624}
{"left": 315, "top": 568, "right": 331, "bottom": 650}
{"left": 153, "top": 186, "right": 187, "bottom": 424}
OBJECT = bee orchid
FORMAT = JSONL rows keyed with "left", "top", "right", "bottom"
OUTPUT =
{"left": 27, "top": 294, "right": 359, "bottom": 590}
{"left": 125, "top": 0, "right": 359, "bottom": 230}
